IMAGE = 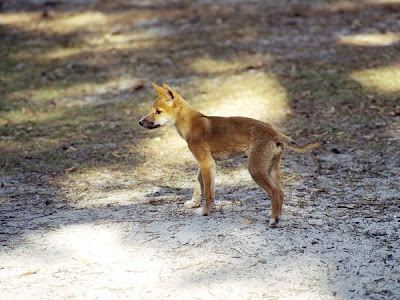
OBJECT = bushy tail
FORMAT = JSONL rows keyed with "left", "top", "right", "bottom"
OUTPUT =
{"left": 278, "top": 133, "right": 326, "bottom": 153}
{"left": 287, "top": 140, "right": 325, "bottom": 153}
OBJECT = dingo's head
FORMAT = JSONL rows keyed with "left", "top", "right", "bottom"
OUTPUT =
{"left": 139, "top": 82, "right": 181, "bottom": 129}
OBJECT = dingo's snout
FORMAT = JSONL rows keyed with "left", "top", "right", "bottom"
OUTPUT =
{"left": 139, "top": 117, "right": 160, "bottom": 129}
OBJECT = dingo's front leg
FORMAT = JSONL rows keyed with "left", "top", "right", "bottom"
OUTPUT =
{"left": 184, "top": 168, "right": 203, "bottom": 208}
{"left": 196, "top": 160, "right": 216, "bottom": 216}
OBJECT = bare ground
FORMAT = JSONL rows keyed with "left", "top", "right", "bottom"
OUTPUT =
{"left": 1, "top": 0, "right": 400, "bottom": 299}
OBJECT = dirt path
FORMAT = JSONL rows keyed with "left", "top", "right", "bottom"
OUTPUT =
{"left": 1, "top": 0, "right": 400, "bottom": 299}
{"left": 2, "top": 149, "right": 399, "bottom": 299}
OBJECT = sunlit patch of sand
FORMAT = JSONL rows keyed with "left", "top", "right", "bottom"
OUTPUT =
{"left": 337, "top": 32, "right": 400, "bottom": 47}
{"left": 350, "top": 65, "right": 400, "bottom": 93}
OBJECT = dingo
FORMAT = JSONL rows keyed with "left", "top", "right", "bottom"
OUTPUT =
{"left": 139, "top": 82, "right": 324, "bottom": 227}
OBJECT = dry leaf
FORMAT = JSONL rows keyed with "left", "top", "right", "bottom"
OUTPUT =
{"left": 19, "top": 269, "right": 39, "bottom": 278}
{"left": 240, "top": 219, "right": 253, "bottom": 225}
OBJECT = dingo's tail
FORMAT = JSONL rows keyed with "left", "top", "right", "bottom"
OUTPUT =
{"left": 279, "top": 133, "right": 325, "bottom": 153}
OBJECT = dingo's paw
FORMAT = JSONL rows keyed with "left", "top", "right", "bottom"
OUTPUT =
{"left": 196, "top": 206, "right": 211, "bottom": 216}
{"left": 269, "top": 217, "right": 279, "bottom": 228}
{"left": 184, "top": 199, "right": 201, "bottom": 208}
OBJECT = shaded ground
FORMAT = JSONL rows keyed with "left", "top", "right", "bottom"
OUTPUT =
{"left": 1, "top": 0, "right": 399, "bottom": 299}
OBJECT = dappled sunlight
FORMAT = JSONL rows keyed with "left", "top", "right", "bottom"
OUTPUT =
{"left": 189, "top": 54, "right": 272, "bottom": 74}
{"left": 37, "top": 44, "right": 156, "bottom": 61}
{"left": 8, "top": 76, "right": 142, "bottom": 111}
{"left": 1, "top": 0, "right": 400, "bottom": 298}
{"left": 2, "top": 11, "right": 167, "bottom": 62}
{"left": 1, "top": 11, "right": 107, "bottom": 35}
{"left": 2, "top": 224, "right": 168, "bottom": 296}
{"left": 0, "top": 12, "right": 39, "bottom": 26}
{"left": 44, "top": 12, "right": 108, "bottom": 34}
{"left": 50, "top": 224, "right": 131, "bottom": 264}
{"left": 1, "top": 76, "right": 139, "bottom": 133}
{"left": 0, "top": 8, "right": 181, "bottom": 43}
{"left": 194, "top": 71, "right": 290, "bottom": 123}
{"left": 85, "top": 32, "right": 158, "bottom": 48}
{"left": 56, "top": 130, "right": 192, "bottom": 208}
{"left": 337, "top": 32, "right": 400, "bottom": 47}
{"left": 0, "top": 218, "right": 335, "bottom": 299}
{"left": 318, "top": 1, "right": 360, "bottom": 12}
{"left": 0, "top": 104, "right": 63, "bottom": 125}
{"left": 47, "top": 223, "right": 334, "bottom": 299}
{"left": 350, "top": 64, "right": 400, "bottom": 93}
{"left": 319, "top": 0, "right": 400, "bottom": 12}
{"left": 374, "top": 0, "right": 400, "bottom": 4}
{"left": 190, "top": 57, "right": 242, "bottom": 73}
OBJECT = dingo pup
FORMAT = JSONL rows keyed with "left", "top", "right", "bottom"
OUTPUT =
{"left": 139, "top": 82, "right": 324, "bottom": 227}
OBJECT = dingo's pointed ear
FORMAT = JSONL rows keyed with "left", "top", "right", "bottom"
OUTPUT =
{"left": 162, "top": 83, "right": 178, "bottom": 101}
{"left": 150, "top": 81, "right": 165, "bottom": 96}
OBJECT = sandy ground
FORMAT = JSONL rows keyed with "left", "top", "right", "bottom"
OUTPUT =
{"left": 1, "top": 0, "right": 400, "bottom": 299}
{"left": 1, "top": 149, "right": 399, "bottom": 299}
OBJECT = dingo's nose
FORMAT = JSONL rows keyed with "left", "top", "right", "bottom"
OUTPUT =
{"left": 139, "top": 120, "right": 144, "bottom": 127}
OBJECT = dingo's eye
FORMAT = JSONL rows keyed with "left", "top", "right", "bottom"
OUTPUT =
{"left": 155, "top": 109, "right": 162, "bottom": 114}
